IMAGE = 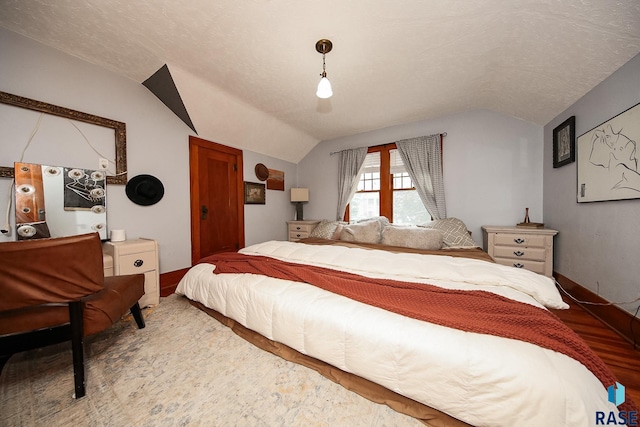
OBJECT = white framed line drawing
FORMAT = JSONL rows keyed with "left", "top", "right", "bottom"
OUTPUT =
{"left": 577, "top": 102, "right": 640, "bottom": 203}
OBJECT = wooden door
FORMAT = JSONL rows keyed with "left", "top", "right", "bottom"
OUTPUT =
{"left": 189, "top": 136, "right": 244, "bottom": 264}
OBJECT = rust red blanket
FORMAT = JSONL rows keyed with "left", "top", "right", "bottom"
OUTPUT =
{"left": 203, "top": 251, "right": 637, "bottom": 413}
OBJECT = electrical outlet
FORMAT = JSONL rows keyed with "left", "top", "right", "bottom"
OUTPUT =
{"left": 98, "top": 158, "right": 109, "bottom": 170}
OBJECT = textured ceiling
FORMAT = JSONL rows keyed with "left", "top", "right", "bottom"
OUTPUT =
{"left": 1, "top": 0, "right": 639, "bottom": 162}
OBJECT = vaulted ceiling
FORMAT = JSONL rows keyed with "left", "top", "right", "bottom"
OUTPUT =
{"left": 1, "top": 0, "right": 639, "bottom": 162}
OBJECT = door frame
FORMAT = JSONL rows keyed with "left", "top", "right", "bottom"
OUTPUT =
{"left": 189, "top": 136, "right": 245, "bottom": 265}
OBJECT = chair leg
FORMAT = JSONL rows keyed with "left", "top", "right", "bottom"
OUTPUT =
{"left": 130, "top": 303, "right": 146, "bottom": 329}
{"left": 69, "top": 301, "right": 86, "bottom": 399}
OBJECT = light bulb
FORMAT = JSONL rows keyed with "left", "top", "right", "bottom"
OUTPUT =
{"left": 316, "top": 77, "right": 333, "bottom": 99}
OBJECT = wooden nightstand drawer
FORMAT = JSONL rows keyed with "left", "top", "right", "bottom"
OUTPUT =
{"left": 289, "top": 230, "right": 310, "bottom": 240}
{"left": 494, "top": 233, "right": 546, "bottom": 248}
{"left": 289, "top": 223, "right": 315, "bottom": 233}
{"left": 493, "top": 257, "right": 546, "bottom": 275}
{"left": 492, "top": 246, "right": 546, "bottom": 261}
{"left": 119, "top": 251, "right": 157, "bottom": 274}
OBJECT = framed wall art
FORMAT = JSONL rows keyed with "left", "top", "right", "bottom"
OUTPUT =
{"left": 577, "top": 102, "right": 640, "bottom": 203}
{"left": 244, "top": 181, "right": 266, "bottom": 204}
{"left": 553, "top": 116, "right": 575, "bottom": 168}
{"left": 266, "top": 168, "right": 284, "bottom": 191}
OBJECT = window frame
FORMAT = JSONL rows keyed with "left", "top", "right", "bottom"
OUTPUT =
{"left": 345, "top": 143, "right": 394, "bottom": 222}
{"left": 344, "top": 137, "right": 443, "bottom": 223}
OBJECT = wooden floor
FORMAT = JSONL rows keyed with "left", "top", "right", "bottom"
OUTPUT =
{"left": 552, "top": 299, "right": 640, "bottom": 407}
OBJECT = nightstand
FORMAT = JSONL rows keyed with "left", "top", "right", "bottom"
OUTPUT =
{"left": 103, "top": 238, "right": 160, "bottom": 307}
{"left": 481, "top": 226, "right": 558, "bottom": 277}
{"left": 287, "top": 220, "right": 320, "bottom": 242}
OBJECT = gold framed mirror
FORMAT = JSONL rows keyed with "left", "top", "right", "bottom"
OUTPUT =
{"left": 0, "top": 91, "right": 127, "bottom": 185}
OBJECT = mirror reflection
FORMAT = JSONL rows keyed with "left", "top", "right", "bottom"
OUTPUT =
{"left": 14, "top": 162, "right": 107, "bottom": 240}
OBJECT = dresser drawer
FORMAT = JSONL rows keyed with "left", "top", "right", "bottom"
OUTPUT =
{"left": 492, "top": 246, "right": 546, "bottom": 261}
{"left": 118, "top": 251, "right": 158, "bottom": 274}
{"left": 289, "top": 223, "right": 315, "bottom": 233}
{"left": 289, "top": 230, "right": 311, "bottom": 240}
{"left": 494, "top": 233, "right": 547, "bottom": 248}
{"left": 493, "top": 257, "right": 546, "bottom": 275}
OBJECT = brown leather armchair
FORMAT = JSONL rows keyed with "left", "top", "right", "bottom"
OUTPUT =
{"left": 0, "top": 232, "right": 146, "bottom": 398}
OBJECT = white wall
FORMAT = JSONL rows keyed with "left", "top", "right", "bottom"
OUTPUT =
{"left": 242, "top": 150, "right": 299, "bottom": 245}
{"left": 0, "top": 28, "right": 297, "bottom": 272}
{"left": 544, "top": 53, "right": 640, "bottom": 315}
{"left": 299, "top": 110, "right": 543, "bottom": 244}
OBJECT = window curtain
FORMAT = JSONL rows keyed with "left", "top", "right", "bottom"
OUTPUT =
{"left": 396, "top": 134, "right": 447, "bottom": 219}
{"left": 336, "top": 147, "right": 368, "bottom": 220}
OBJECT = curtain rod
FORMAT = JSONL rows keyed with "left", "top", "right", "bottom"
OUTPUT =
{"left": 329, "top": 132, "right": 447, "bottom": 156}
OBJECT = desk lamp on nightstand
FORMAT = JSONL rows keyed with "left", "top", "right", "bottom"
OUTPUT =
{"left": 290, "top": 188, "right": 309, "bottom": 221}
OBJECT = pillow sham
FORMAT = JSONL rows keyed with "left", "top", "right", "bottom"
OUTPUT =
{"left": 381, "top": 226, "right": 443, "bottom": 250}
{"left": 419, "top": 217, "right": 478, "bottom": 248}
{"left": 339, "top": 220, "right": 382, "bottom": 244}
{"left": 309, "top": 220, "right": 345, "bottom": 239}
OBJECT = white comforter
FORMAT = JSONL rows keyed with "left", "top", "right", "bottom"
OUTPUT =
{"left": 176, "top": 240, "right": 616, "bottom": 426}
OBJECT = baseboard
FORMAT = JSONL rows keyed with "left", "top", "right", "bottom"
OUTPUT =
{"left": 554, "top": 272, "right": 640, "bottom": 346}
{"left": 159, "top": 268, "right": 190, "bottom": 297}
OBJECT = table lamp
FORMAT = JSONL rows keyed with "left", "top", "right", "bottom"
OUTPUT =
{"left": 290, "top": 188, "right": 309, "bottom": 220}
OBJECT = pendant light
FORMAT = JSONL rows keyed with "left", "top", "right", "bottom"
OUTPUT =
{"left": 315, "top": 39, "right": 333, "bottom": 99}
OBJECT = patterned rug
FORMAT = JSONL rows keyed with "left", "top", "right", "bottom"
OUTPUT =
{"left": 0, "top": 294, "right": 421, "bottom": 426}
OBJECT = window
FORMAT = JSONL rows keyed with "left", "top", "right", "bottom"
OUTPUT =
{"left": 347, "top": 145, "right": 430, "bottom": 224}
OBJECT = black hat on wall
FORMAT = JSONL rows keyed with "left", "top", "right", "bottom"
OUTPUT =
{"left": 125, "top": 174, "right": 165, "bottom": 206}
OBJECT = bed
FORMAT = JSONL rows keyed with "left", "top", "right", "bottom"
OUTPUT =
{"left": 175, "top": 219, "right": 636, "bottom": 426}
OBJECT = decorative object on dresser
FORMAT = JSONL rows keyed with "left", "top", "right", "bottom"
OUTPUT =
{"left": 287, "top": 220, "right": 320, "bottom": 242}
{"left": 516, "top": 207, "right": 544, "bottom": 228}
{"left": 482, "top": 225, "right": 558, "bottom": 277}
{"left": 552, "top": 115, "right": 575, "bottom": 168}
{"left": 103, "top": 238, "right": 160, "bottom": 308}
{"left": 290, "top": 188, "right": 309, "bottom": 220}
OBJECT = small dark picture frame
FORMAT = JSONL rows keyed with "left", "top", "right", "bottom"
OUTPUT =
{"left": 553, "top": 116, "right": 575, "bottom": 168}
{"left": 244, "top": 181, "right": 266, "bottom": 204}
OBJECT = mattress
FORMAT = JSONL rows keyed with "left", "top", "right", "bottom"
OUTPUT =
{"left": 176, "top": 240, "right": 622, "bottom": 426}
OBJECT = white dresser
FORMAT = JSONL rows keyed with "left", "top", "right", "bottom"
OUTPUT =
{"left": 103, "top": 238, "right": 160, "bottom": 307}
{"left": 481, "top": 226, "right": 558, "bottom": 277}
{"left": 287, "top": 220, "right": 320, "bottom": 242}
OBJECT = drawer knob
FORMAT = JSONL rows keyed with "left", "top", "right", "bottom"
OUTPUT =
{"left": 513, "top": 263, "right": 524, "bottom": 268}
{"left": 296, "top": 234, "right": 301, "bottom": 238}
{"left": 513, "top": 251, "right": 525, "bottom": 257}
{"left": 134, "top": 259, "right": 144, "bottom": 267}
{"left": 296, "top": 226, "right": 302, "bottom": 230}
{"left": 514, "top": 238, "right": 525, "bottom": 244}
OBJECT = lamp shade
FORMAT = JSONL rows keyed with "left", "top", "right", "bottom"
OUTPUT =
{"left": 316, "top": 77, "right": 333, "bottom": 99}
{"left": 290, "top": 188, "right": 309, "bottom": 202}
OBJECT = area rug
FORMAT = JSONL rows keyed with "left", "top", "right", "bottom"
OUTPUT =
{"left": 0, "top": 294, "right": 421, "bottom": 426}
